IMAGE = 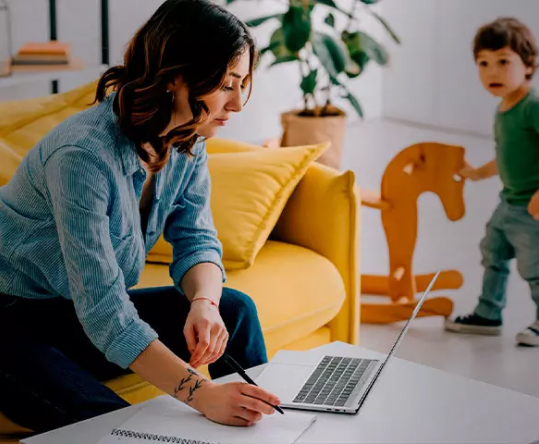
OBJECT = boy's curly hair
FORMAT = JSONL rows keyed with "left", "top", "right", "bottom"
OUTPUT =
{"left": 473, "top": 17, "right": 538, "bottom": 80}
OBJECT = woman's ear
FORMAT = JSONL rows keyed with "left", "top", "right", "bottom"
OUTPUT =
{"left": 167, "top": 74, "right": 184, "bottom": 93}
{"left": 166, "top": 79, "right": 176, "bottom": 93}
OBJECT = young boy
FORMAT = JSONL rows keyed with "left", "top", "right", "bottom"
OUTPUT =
{"left": 445, "top": 18, "right": 539, "bottom": 346}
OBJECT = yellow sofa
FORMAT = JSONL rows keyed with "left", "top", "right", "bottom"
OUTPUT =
{"left": 0, "top": 82, "right": 360, "bottom": 442}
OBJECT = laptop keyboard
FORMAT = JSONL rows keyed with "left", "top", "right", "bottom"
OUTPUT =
{"left": 292, "top": 356, "right": 376, "bottom": 407}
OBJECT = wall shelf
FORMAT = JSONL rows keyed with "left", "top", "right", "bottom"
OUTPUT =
{"left": 0, "top": 59, "right": 108, "bottom": 89}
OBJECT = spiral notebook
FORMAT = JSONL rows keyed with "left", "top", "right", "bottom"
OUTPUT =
{"left": 98, "top": 395, "right": 316, "bottom": 444}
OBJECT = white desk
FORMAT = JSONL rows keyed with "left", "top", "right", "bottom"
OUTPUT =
{"left": 23, "top": 341, "right": 539, "bottom": 444}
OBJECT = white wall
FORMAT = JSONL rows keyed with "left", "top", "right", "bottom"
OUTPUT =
{"left": 383, "top": 0, "right": 539, "bottom": 137}
{"left": 0, "top": 0, "right": 386, "bottom": 142}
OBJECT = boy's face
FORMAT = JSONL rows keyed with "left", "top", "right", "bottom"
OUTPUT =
{"left": 476, "top": 46, "right": 533, "bottom": 97}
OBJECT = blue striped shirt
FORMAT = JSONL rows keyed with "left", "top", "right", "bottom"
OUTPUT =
{"left": 0, "top": 94, "right": 225, "bottom": 368}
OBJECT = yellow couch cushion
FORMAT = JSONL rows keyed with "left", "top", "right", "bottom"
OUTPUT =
{"left": 206, "top": 137, "right": 259, "bottom": 154}
{"left": 0, "top": 81, "right": 97, "bottom": 157}
{"left": 0, "top": 138, "right": 22, "bottom": 187}
{"left": 148, "top": 143, "right": 328, "bottom": 270}
{"left": 140, "top": 240, "right": 345, "bottom": 351}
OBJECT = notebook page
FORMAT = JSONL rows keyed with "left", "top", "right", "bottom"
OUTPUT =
{"left": 98, "top": 395, "right": 316, "bottom": 444}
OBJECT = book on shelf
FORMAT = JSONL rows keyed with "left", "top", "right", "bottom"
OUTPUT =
{"left": 17, "top": 41, "right": 71, "bottom": 55}
{"left": 11, "top": 41, "right": 71, "bottom": 66}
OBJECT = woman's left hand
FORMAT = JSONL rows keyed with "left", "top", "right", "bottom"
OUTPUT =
{"left": 184, "top": 299, "right": 229, "bottom": 368}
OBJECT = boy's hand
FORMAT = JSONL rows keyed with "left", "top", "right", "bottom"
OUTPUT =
{"left": 528, "top": 190, "right": 539, "bottom": 221}
{"left": 458, "top": 161, "right": 484, "bottom": 181}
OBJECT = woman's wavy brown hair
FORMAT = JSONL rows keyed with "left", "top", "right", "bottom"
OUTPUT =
{"left": 94, "top": 0, "right": 257, "bottom": 172}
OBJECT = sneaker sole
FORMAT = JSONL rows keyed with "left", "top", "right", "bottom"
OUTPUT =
{"left": 444, "top": 319, "right": 502, "bottom": 336}
{"left": 516, "top": 333, "right": 539, "bottom": 346}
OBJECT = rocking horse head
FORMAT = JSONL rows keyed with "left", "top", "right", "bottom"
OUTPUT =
{"left": 382, "top": 142, "right": 466, "bottom": 221}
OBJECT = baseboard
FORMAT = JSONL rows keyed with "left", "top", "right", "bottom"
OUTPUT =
{"left": 383, "top": 116, "right": 494, "bottom": 141}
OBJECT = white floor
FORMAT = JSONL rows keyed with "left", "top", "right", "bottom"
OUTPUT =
{"left": 341, "top": 118, "right": 539, "bottom": 398}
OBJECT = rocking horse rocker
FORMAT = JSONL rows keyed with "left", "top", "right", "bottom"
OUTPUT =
{"left": 360, "top": 142, "right": 466, "bottom": 323}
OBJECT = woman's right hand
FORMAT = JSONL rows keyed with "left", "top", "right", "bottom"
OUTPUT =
{"left": 190, "top": 381, "right": 281, "bottom": 426}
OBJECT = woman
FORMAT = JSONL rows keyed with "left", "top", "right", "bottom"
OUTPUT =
{"left": 0, "top": 0, "right": 280, "bottom": 434}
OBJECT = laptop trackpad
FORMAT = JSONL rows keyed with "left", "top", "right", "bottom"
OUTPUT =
{"left": 256, "top": 363, "right": 314, "bottom": 404}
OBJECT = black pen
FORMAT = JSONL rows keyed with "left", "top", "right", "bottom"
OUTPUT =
{"left": 223, "top": 354, "right": 284, "bottom": 415}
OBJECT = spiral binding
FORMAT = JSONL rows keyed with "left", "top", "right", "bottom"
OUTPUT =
{"left": 110, "top": 428, "right": 213, "bottom": 444}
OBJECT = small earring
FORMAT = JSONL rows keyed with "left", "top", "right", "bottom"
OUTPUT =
{"left": 167, "top": 90, "right": 175, "bottom": 103}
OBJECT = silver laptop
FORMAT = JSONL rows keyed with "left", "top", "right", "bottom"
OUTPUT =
{"left": 257, "top": 271, "right": 440, "bottom": 414}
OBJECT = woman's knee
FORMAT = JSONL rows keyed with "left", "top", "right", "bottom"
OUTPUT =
{"left": 219, "top": 288, "right": 259, "bottom": 320}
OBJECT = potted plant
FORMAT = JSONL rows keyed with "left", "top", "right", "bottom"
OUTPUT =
{"left": 227, "top": 0, "right": 400, "bottom": 169}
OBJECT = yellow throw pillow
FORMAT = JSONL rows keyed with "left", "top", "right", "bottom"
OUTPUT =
{"left": 147, "top": 142, "right": 328, "bottom": 270}
{"left": 0, "top": 138, "right": 22, "bottom": 187}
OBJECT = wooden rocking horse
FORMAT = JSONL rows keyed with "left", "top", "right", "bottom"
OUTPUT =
{"left": 360, "top": 142, "right": 466, "bottom": 323}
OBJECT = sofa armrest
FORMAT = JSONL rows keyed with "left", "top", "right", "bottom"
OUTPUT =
{"left": 272, "top": 163, "right": 360, "bottom": 345}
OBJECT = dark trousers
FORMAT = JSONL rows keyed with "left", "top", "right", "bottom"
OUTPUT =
{"left": 0, "top": 286, "right": 267, "bottom": 434}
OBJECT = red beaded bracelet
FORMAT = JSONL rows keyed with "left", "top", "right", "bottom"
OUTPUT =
{"left": 191, "top": 297, "right": 219, "bottom": 310}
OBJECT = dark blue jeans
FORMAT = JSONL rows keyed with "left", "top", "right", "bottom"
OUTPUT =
{"left": 0, "top": 286, "right": 267, "bottom": 434}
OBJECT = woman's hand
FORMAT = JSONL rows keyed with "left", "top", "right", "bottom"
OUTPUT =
{"left": 190, "top": 381, "right": 281, "bottom": 427}
{"left": 528, "top": 189, "right": 539, "bottom": 221}
{"left": 184, "top": 299, "right": 229, "bottom": 368}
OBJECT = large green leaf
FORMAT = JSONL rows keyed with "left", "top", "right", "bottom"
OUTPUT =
{"left": 344, "top": 90, "right": 363, "bottom": 117}
{"left": 268, "top": 28, "right": 297, "bottom": 59}
{"left": 322, "top": 34, "right": 346, "bottom": 73}
{"left": 282, "top": 6, "right": 312, "bottom": 52}
{"left": 314, "top": 0, "right": 337, "bottom": 7}
{"left": 290, "top": 0, "right": 312, "bottom": 7}
{"left": 344, "top": 52, "right": 362, "bottom": 78}
{"left": 331, "top": 76, "right": 364, "bottom": 117}
{"left": 301, "top": 70, "right": 318, "bottom": 95}
{"left": 312, "top": 32, "right": 347, "bottom": 80}
{"left": 246, "top": 13, "right": 284, "bottom": 28}
{"left": 351, "top": 51, "right": 369, "bottom": 73}
{"left": 342, "top": 30, "right": 388, "bottom": 65}
{"left": 260, "top": 40, "right": 281, "bottom": 56}
{"left": 368, "top": 10, "right": 401, "bottom": 44}
{"left": 342, "top": 31, "right": 371, "bottom": 75}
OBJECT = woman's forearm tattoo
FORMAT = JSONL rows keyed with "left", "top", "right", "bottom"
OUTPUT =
{"left": 186, "top": 379, "right": 205, "bottom": 403}
{"left": 173, "top": 368, "right": 206, "bottom": 404}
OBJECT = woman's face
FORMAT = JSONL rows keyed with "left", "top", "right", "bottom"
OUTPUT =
{"left": 168, "top": 50, "right": 251, "bottom": 139}
{"left": 197, "top": 50, "right": 251, "bottom": 138}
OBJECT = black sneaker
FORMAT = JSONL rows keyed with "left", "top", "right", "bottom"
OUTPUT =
{"left": 444, "top": 313, "right": 502, "bottom": 336}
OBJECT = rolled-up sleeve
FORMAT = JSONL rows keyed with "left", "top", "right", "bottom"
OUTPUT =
{"left": 44, "top": 146, "right": 158, "bottom": 368}
{"left": 164, "top": 143, "right": 226, "bottom": 293}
